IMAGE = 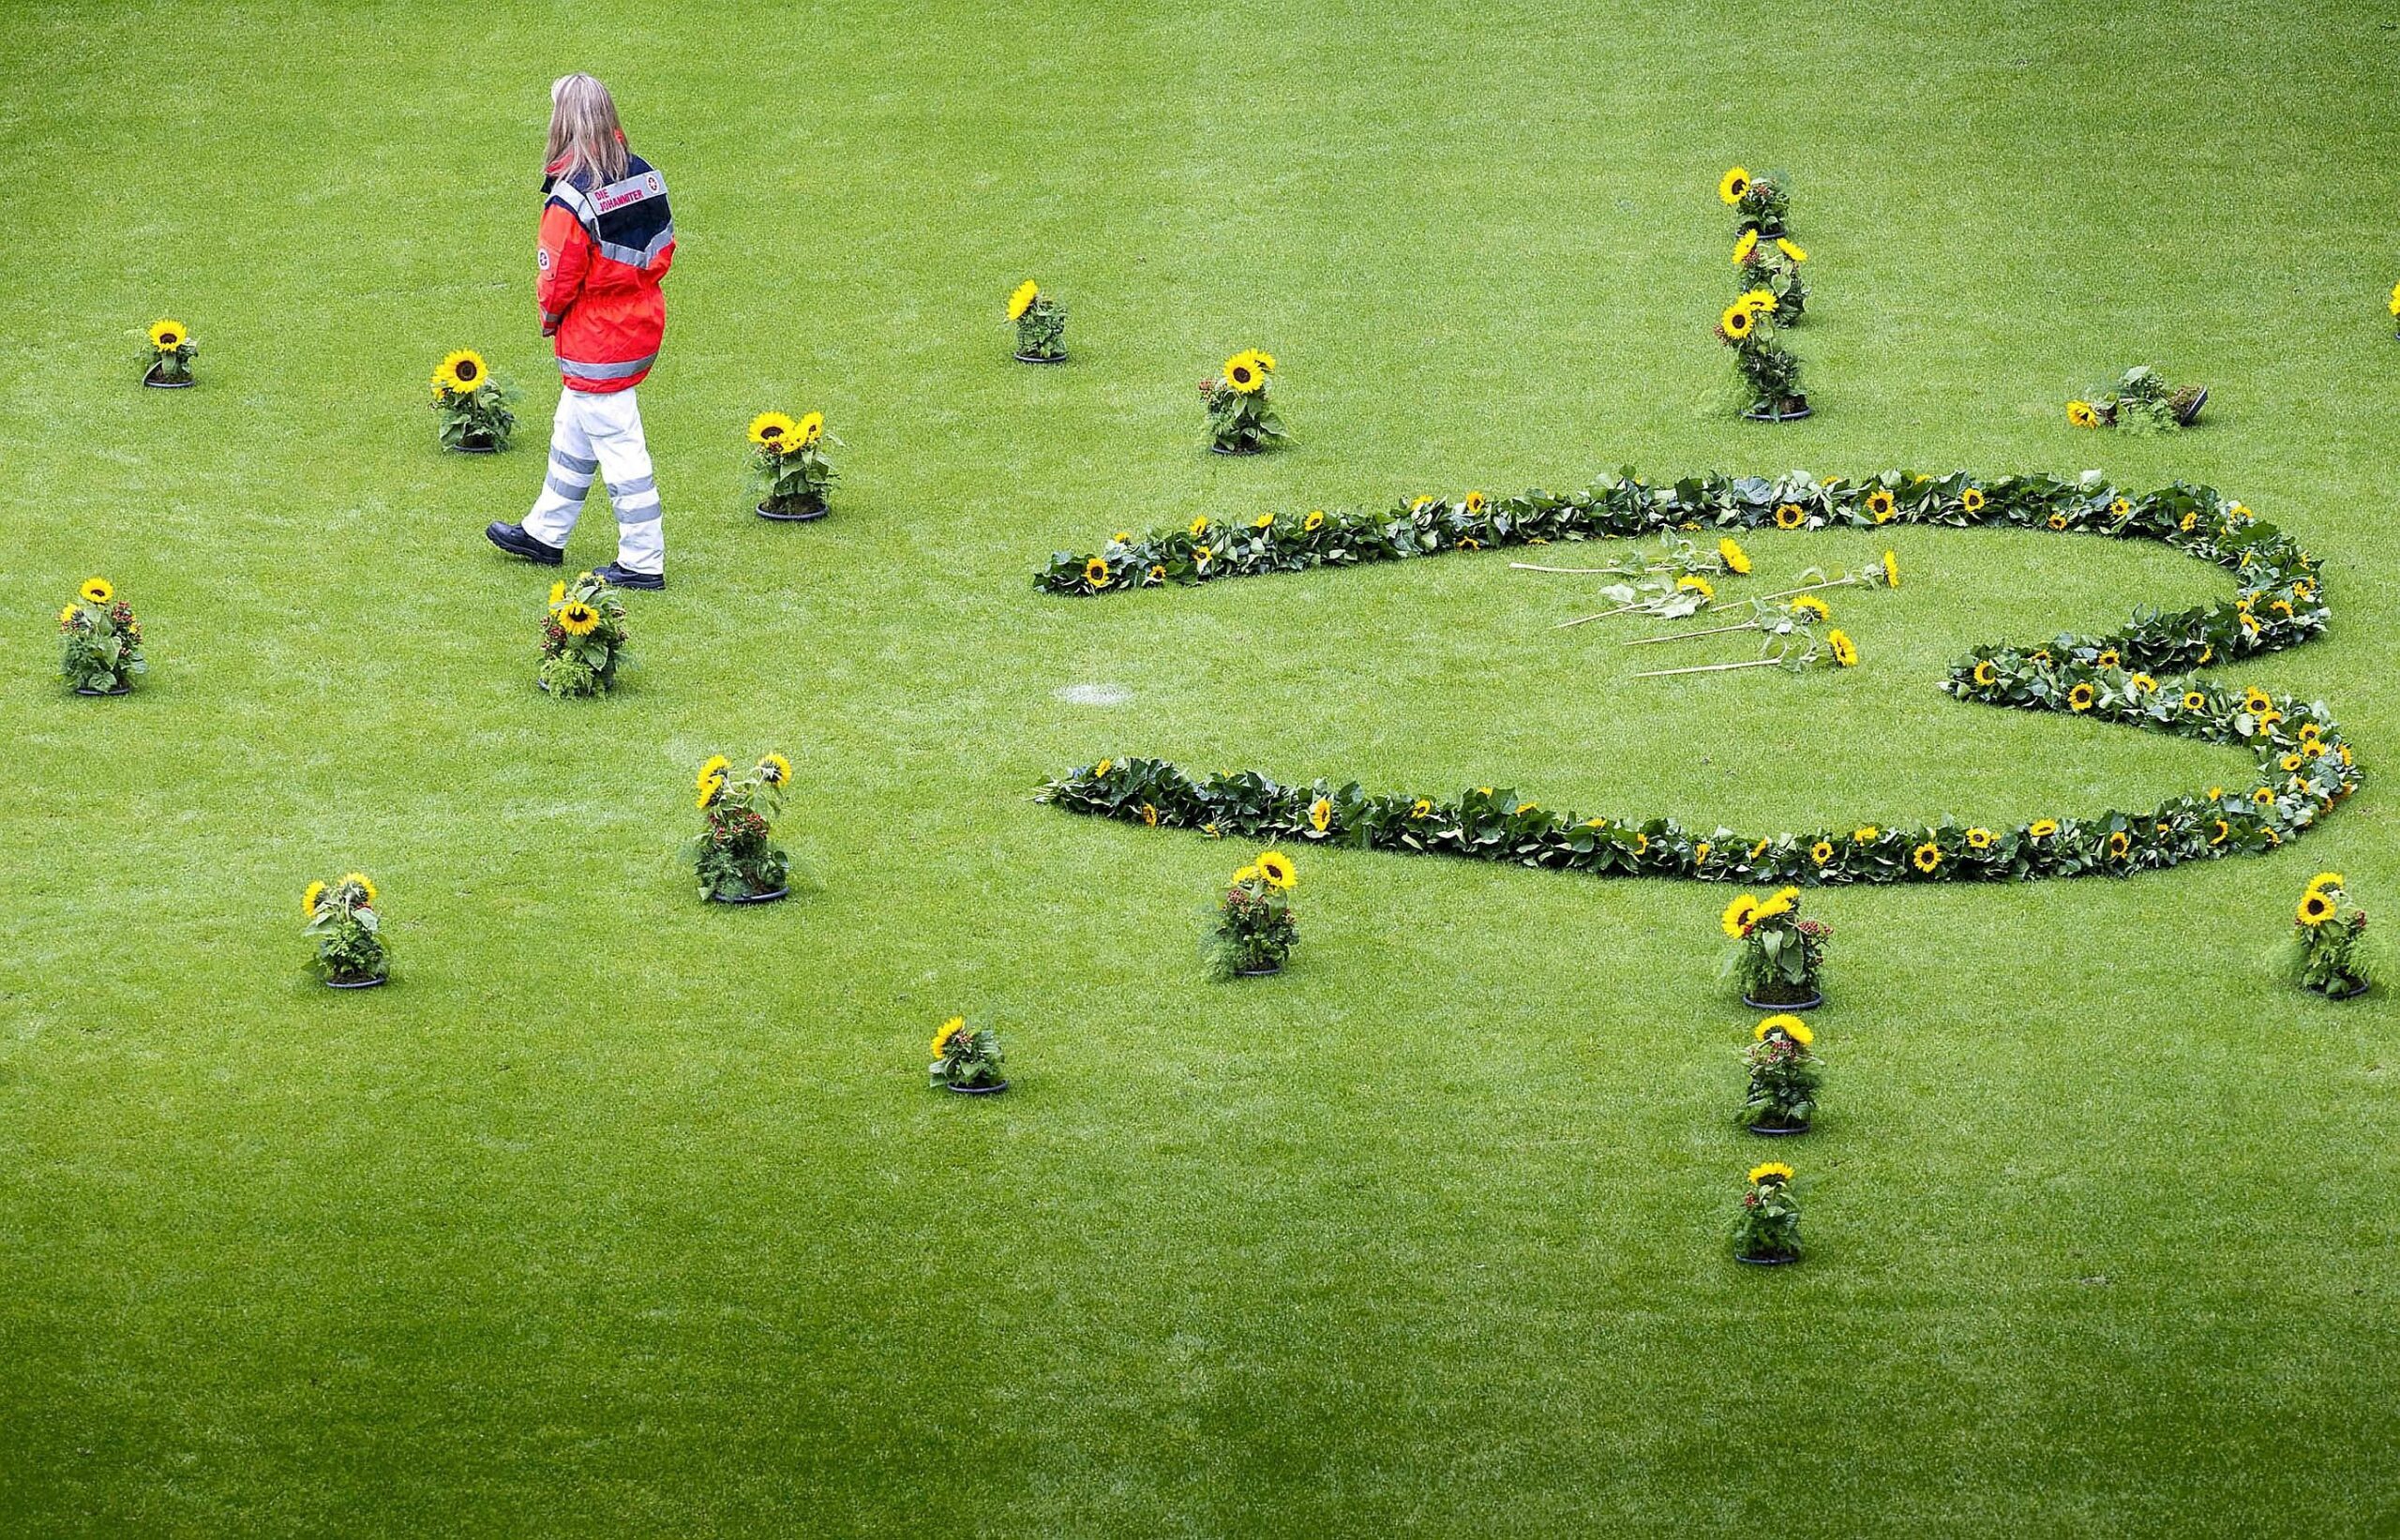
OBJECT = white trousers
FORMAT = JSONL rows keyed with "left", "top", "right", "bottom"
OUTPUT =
{"left": 523, "top": 386, "right": 666, "bottom": 575}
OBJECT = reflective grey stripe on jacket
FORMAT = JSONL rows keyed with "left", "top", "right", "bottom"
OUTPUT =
{"left": 557, "top": 353, "right": 658, "bottom": 381}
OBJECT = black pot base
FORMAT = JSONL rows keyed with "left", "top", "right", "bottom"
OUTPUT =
{"left": 324, "top": 975, "right": 389, "bottom": 990}
{"left": 452, "top": 441, "right": 500, "bottom": 455}
{"left": 1735, "top": 1252, "right": 1798, "bottom": 1266}
{"left": 1012, "top": 351, "right": 1068, "bottom": 365}
{"left": 1748, "top": 1121, "right": 1811, "bottom": 1137}
{"left": 2305, "top": 979, "right": 2369, "bottom": 1000}
{"left": 73, "top": 683, "right": 133, "bottom": 696}
{"left": 758, "top": 501, "right": 829, "bottom": 523}
{"left": 1743, "top": 991, "right": 1822, "bottom": 1011}
{"left": 945, "top": 1079, "right": 1010, "bottom": 1096}
{"left": 1742, "top": 397, "right": 1812, "bottom": 423}
{"left": 1209, "top": 444, "right": 1263, "bottom": 456}
{"left": 142, "top": 368, "right": 194, "bottom": 389}
{"left": 708, "top": 887, "right": 790, "bottom": 905}
{"left": 1236, "top": 961, "right": 1283, "bottom": 977}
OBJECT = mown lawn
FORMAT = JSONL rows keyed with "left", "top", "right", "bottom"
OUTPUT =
{"left": 4, "top": 0, "right": 2397, "bottom": 1533}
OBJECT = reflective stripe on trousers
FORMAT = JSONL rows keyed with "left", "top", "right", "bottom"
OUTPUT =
{"left": 521, "top": 385, "right": 665, "bottom": 575}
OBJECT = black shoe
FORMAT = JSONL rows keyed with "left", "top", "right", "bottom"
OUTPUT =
{"left": 486, "top": 522, "right": 565, "bottom": 565}
{"left": 594, "top": 561, "right": 665, "bottom": 591}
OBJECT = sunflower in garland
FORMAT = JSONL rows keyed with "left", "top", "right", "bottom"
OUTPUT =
{"left": 1972, "top": 660, "right": 1997, "bottom": 687}
{"left": 1965, "top": 827, "right": 1996, "bottom": 850}
{"left": 2108, "top": 830, "right": 2132, "bottom": 859}
{"left": 1773, "top": 502, "right": 1806, "bottom": 530}
{"left": 748, "top": 411, "right": 798, "bottom": 453}
{"left": 1007, "top": 280, "right": 1040, "bottom": 321}
{"left": 79, "top": 577, "right": 113, "bottom": 605}
{"left": 557, "top": 601, "right": 601, "bottom": 635}
{"left": 1719, "top": 166, "right": 1752, "bottom": 205}
{"left": 1222, "top": 351, "right": 1267, "bottom": 394}
{"left": 1960, "top": 487, "right": 1986, "bottom": 514}
{"left": 1912, "top": 842, "right": 1942, "bottom": 874}
{"left": 437, "top": 350, "right": 488, "bottom": 393}
{"left": 1809, "top": 840, "right": 1835, "bottom": 865}
{"left": 1865, "top": 488, "right": 1896, "bottom": 523}
{"left": 2028, "top": 819, "right": 2060, "bottom": 839}
{"left": 2068, "top": 682, "right": 2096, "bottom": 711}
{"left": 1084, "top": 557, "right": 1111, "bottom": 589}
{"left": 1304, "top": 510, "right": 1327, "bottom": 532}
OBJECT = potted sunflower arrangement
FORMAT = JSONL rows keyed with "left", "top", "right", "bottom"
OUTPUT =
{"left": 1211, "top": 850, "right": 1298, "bottom": 977}
{"left": 58, "top": 576, "right": 146, "bottom": 695}
{"left": 429, "top": 350, "right": 517, "bottom": 452}
{"left": 929, "top": 1015, "right": 1009, "bottom": 1094}
{"left": 1721, "top": 887, "right": 1829, "bottom": 1009}
{"left": 1717, "top": 291, "right": 1807, "bottom": 421}
{"left": 142, "top": 319, "right": 198, "bottom": 387}
{"left": 302, "top": 872, "right": 389, "bottom": 988}
{"left": 1740, "top": 1014, "right": 1821, "bottom": 1135}
{"left": 1718, "top": 165, "right": 1792, "bottom": 236}
{"left": 1733, "top": 228, "right": 1808, "bottom": 320}
{"left": 746, "top": 411, "right": 838, "bottom": 521}
{"left": 1007, "top": 279, "right": 1067, "bottom": 363}
{"left": 1202, "top": 350, "right": 1288, "bottom": 455}
{"left": 537, "top": 572, "right": 631, "bottom": 697}
{"left": 1732, "top": 1161, "right": 1802, "bottom": 1265}
{"left": 690, "top": 752, "right": 795, "bottom": 903}
{"left": 2290, "top": 873, "right": 2370, "bottom": 999}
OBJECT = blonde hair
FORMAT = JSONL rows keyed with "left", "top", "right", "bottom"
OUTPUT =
{"left": 547, "top": 73, "right": 628, "bottom": 185}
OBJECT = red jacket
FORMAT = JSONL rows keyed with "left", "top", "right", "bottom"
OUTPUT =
{"left": 537, "top": 146, "right": 675, "bottom": 392}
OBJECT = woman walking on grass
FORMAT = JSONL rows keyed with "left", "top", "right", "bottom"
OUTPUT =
{"left": 486, "top": 72, "right": 676, "bottom": 590}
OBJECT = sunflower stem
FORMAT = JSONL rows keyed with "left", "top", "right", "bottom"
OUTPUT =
{"left": 1625, "top": 620, "right": 1762, "bottom": 646}
{"left": 1629, "top": 658, "right": 1787, "bottom": 680}
{"left": 1708, "top": 576, "right": 1856, "bottom": 611}
{"left": 1554, "top": 603, "right": 1645, "bottom": 629}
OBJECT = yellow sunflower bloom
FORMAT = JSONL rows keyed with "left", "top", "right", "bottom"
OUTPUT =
{"left": 1852, "top": 826, "right": 1878, "bottom": 844}
{"left": 748, "top": 411, "right": 798, "bottom": 452}
{"left": 1733, "top": 230, "right": 1759, "bottom": 264}
{"left": 1776, "top": 237, "right": 1807, "bottom": 262}
{"left": 1084, "top": 557, "right": 1111, "bottom": 588}
{"left": 2067, "top": 400, "right": 2100, "bottom": 427}
{"left": 342, "top": 872, "right": 378, "bottom": 905}
{"left": 79, "top": 577, "right": 113, "bottom": 605}
{"left": 1755, "top": 1014, "right": 1811, "bottom": 1045}
{"left": 697, "top": 775, "right": 725, "bottom": 810}
{"left": 1912, "top": 842, "right": 1942, "bottom": 873}
{"left": 2306, "top": 872, "right": 2344, "bottom": 895}
{"left": 1093, "top": 759, "right": 1114, "bottom": 778}
{"left": 1189, "top": 514, "right": 1210, "bottom": 540}
{"left": 1866, "top": 488, "right": 1896, "bottom": 523}
{"left": 932, "top": 1016, "right": 966, "bottom": 1057}
{"left": 148, "top": 319, "right": 187, "bottom": 351}
{"left": 1677, "top": 575, "right": 1714, "bottom": 598}
{"left": 1809, "top": 840, "right": 1834, "bottom": 865}
{"left": 2068, "top": 682, "right": 2095, "bottom": 711}
{"left": 548, "top": 580, "right": 567, "bottom": 607}
{"left": 1748, "top": 1161, "right": 1793, "bottom": 1186}
{"left": 793, "top": 411, "right": 825, "bottom": 448}
{"left": 438, "top": 349, "right": 488, "bottom": 392}
{"left": 2299, "top": 891, "right": 2335, "bottom": 925}
{"left": 1256, "top": 850, "right": 1297, "bottom": 889}
{"left": 1720, "top": 305, "right": 1756, "bottom": 340}
{"left": 302, "top": 879, "right": 326, "bottom": 917}
{"left": 1774, "top": 502, "right": 1805, "bottom": 530}
{"left": 1965, "top": 827, "right": 1995, "bottom": 849}
{"left": 1232, "top": 864, "right": 1260, "bottom": 886}
{"left": 2028, "top": 818, "right": 2060, "bottom": 838}
{"left": 1826, "top": 629, "right": 1858, "bottom": 667}
{"left": 1309, "top": 798, "right": 1331, "bottom": 832}
{"left": 1222, "top": 352, "right": 1266, "bottom": 394}
{"left": 1735, "top": 288, "right": 1778, "bottom": 316}
{"left": 1960, "top": 487, "right": 1986, "bottom": 513}
{"left": 1305, "top": 510, "right": 1326, "bottom": 531}
{"left": 1718, "top": 537, "right": 1751, "bottom": 574}
{"left": 57, "top": 603, "right": 79, "bottom": 624}
{"left": 758, "top": 753, "right": 793, "bottom": 784}
{"left": 1410, "top": 798, "right": 1432, "bottom": 819}
{"left": 1882, "top": 550, "right": 1899, "bottom": 588}
{"left": 557, "top": 601, "right": 600, "bottom": 635}
{"left": 1972, "top": 660, "right": 1996, "bottom": 686}
{"left": 1008, "top": 280, "right": 1040, "bottom": 321}
{"left": 1792, "top": 594, "right": 1829, "bottom": 620}
{"left": 1147, "top": 563, "right": 1166, "bottom": 584}
{"left": 1719, "top": 167, "right": 1751, "bottom": 205}
{"left": 1140, "top": 802, "right": 1160, "bottom": 827}
{"left": 697, "top": 755, "right": 731, "bottom": 791}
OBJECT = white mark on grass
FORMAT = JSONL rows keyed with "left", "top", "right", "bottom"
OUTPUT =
{"left": 1057, "top": 683, "right": 1132, "bottom": 707}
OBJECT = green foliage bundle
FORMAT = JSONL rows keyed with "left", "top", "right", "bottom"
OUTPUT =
{"left": 302, "top": 872, "right": 387, "bottom": 985}
{"left": 690, "top": 753, "right": 793, "bottom": 901}
{"left": 1733, "top": 229, "right": 1808, "bottom": 319}
{"left": 1718, "top": 165, "right": 1791, "bottom": 235}
{"left": 1202, "top": 349, "right": 1286, "bottom": 453}
{"left": 1741, "top": 1016, "right": 1822, "bottom": 1131}
{"left": 1732, "top": 1164, "right": 1802, "bottom": 1263}
{"left": 538, "top": 573, "right": 631, "bottom": 698}
{"left": 1210, "top": 851, "right": 1298, "bottom": 977}
{"left": 1717, "top": 292, "right": 1802, "bottom": 415}
{"left": 929, "top": 1015, "right": 1007, "bottom": 1090}
{"left": 2290, "top": 875, "right": 2370, "bottom": 998}
{"left": 57, "top": 578, "right": 145, "bottom": 694}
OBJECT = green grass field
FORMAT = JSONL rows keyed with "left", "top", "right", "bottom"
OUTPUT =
{"left": 7, "top": 1, "right": 2399, "bottom": 1533}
